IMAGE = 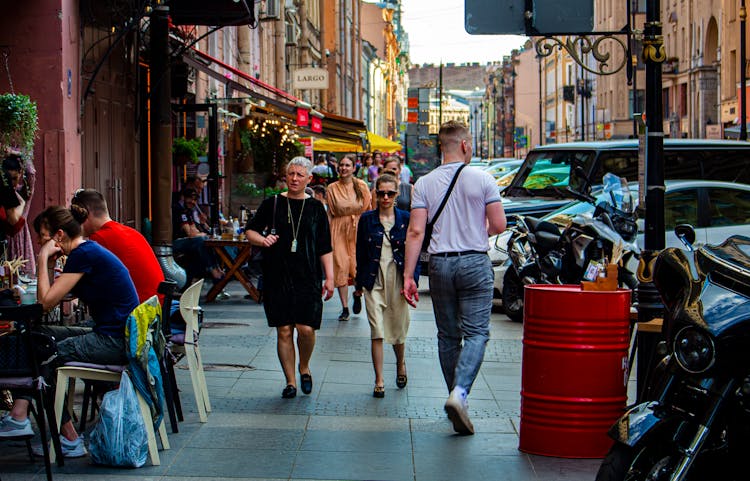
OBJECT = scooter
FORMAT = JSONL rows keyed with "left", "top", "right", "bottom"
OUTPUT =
{"left": 597, "top": 226, "right": 750, "bottom": 481}
{"left": 500, "top": 173, "right": 639, "bottom": 322}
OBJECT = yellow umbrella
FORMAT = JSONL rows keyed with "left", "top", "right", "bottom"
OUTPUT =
{"left": 312, "top": 137, "right": 361, "bottom": 152}
{"left": 313, "top": 132, "right": 402, "bottom": 154}
{"left": 366, "top": 131, "right": 402, "bottom": 153}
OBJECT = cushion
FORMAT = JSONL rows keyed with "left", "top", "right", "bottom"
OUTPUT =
{"left": 62, "top": 361, "right": 126, "bottom": 373}
{"left": 0, "top": 376, "right": 35, "bottom": 389}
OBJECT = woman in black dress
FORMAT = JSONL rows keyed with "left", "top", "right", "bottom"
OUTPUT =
{"left": 245, "top": 156, "right": 334, "bottom": 398}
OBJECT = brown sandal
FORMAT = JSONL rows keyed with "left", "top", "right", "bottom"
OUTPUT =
{"left": 373, "top": 385, "right": 385, "bottom": 398}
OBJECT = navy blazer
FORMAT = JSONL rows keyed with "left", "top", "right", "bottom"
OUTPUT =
{"left": 355, "top": 208, "right": 420, "bottom": 291}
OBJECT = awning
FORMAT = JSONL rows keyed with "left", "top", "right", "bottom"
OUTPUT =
{"left": 182, "top": 49, "right": 366, "bottom": 142}
{"left": 313, "top": 132, "right": 402, "bottom": 153}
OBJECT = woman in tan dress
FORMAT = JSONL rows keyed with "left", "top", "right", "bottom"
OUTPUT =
{"left": 327, "top": 154, "right": 371, "bottom": 321}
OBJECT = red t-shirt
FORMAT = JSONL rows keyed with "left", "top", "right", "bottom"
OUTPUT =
{"left": 90, "top": 221, "right": 165, "bottom": 303}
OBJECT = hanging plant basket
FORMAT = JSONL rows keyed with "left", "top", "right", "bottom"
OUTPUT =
{"left": 172, "top": 136, "right": 207, "bottom": 166}
{"left": 0, "top": 93, "right": 38, "bottom": 157}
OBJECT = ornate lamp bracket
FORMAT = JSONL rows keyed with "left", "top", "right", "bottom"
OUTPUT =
{"left": 641, "top": 22, "right": 667, "bottom": 64}
{"left": 534, "top": 34, "right": 629, "bottom": 76}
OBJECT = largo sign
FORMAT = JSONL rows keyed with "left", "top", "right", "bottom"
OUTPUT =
{"left": 293, "top": 68, "right": 328, "bottom": 90}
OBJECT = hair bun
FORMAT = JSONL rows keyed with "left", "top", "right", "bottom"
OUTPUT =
{"left": 70, "top": 203, "right": 89, "bottom": 224}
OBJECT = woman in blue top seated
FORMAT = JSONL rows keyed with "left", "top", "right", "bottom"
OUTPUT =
{"left": 354, "top": 173, "right": 419, "bottom": 398}
{"left": 0, "top": 205, "right": 139, "bottom": 458}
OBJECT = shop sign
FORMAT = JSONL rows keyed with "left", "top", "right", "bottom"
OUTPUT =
{"left": 296, "top": 107, "right": 309, "bottom": 127}
{"left": 311, "top": 116, "right": 322, "bottom": 133}
{"left": 293, "top": 68, "right": 328, "bottom": 90}
{"left": 299, "top": 137, "right": 313, "bottom": 158}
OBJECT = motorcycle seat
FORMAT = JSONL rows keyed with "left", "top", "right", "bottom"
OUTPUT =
{"left": 525, "top": 217, "right": 561, "bottom": 236}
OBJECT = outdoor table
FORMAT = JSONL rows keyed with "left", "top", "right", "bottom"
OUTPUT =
{"left": 204, "top": 238, "right": 260, "bottom": 303}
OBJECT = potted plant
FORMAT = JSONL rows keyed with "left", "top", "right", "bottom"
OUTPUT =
{"left": 0, "top": 93, "right": 38, "bottom": 155}
{"left": 172, "top": 136, "right": 207, "bottom": 165}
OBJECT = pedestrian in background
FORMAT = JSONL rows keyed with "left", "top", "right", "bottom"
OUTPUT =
{"left": 369, "top": 156, "right": 412, "bottom": 211}
{"left": 402, "top": 120, "right": 506, "bottom": 435}
{"left": 355, "top": 173, "right": 417, "bottom": 398}
{"left": 326, "top": 154, "right": 371, "bottom": 321}
{"left": 368, "top": 151, "right": 382, "bottom": 185}
{"left": 399, "top": 156, "right": 413, "bottom": 185}
{"left": 357, "top": 153, "right": 373, "bottom": 187}
{"left": 245, "top": 156, "right": 334, "bottom": 399}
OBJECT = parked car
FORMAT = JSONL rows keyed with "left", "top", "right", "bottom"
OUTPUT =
{"left": 501, "top": 139, "right": 750, "bottom": 220}
{"left": 482, "top": 159, "right": 523, "bottom": 180}
{"left": 489, "top": 180, "right": 750, "bottom": 308}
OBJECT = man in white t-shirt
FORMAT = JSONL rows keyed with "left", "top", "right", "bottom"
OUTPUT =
{"left": 403, "top": 121, "right": 506, "bottom": 435}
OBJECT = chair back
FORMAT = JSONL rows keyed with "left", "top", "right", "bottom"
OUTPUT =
{"left": 179, "top": 279, "right": 204, "bottom": 344}
{"left": 0, "top": 304, "right": 50, "bottom": 380}
{"left": 157, "top": 280, "right": 178, "bottom": 337}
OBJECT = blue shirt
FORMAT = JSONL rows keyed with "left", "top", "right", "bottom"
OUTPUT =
{"left": 63, "top": 241, "right": 140, "bottom": 338}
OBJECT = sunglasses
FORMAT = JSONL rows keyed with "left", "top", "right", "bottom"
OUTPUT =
{"left": 376, "top": 190, "right": 398, "bottom": 198}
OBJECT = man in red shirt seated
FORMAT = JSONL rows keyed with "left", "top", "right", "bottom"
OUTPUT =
{"left": 70, "top": 189, "right": 165, "bottom": 303}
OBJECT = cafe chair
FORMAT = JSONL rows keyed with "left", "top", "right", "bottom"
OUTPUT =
{"left": 169, "top": 279, "right": 211, "bottom": 422}
{"left": 0, "top": 303, "right": 63, "bottom": 481}
{"left": 51, "top": 297, "right": 170, "bottom": 466}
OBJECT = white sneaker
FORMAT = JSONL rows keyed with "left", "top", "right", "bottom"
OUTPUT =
{"left": 0, "top": 416, "right": 34, "bottom": 438}
{"left": 216, "top": 290, "right": 231, "bottom": 301}
{"left": 32, "top": 434, "right": 87, "bottom": 458}
{"left": 444, "top": 388, "right": 474, "bottom": 435}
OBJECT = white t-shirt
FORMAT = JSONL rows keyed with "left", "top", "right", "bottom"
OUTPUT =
{"left": 412, "top": 162, "right": 502, "bottom": 254}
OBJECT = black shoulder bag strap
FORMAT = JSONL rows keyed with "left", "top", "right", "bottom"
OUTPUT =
{"left": 422, "top": 163, "right": 467, "bottom": 251}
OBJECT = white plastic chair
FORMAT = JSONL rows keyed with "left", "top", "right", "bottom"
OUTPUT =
{"left": 170, "top": 279, "right": 211, "bottom": 422}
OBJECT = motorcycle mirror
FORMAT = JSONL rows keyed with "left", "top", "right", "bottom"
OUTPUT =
{"left": 674, "top": 224, "right": 696, "bottom": 249}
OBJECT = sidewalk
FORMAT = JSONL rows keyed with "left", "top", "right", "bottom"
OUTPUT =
{"left": 1, "top": 279, "right": 602, "bottom": 481}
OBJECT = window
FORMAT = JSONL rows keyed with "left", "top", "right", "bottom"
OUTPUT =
{"left": 707, "top": 188, "right": 750, "bottom": 227}
{"left": 629, "top": 90, "right": 645, "bottom": 117}
{"left": 664, "top": 189, "right": 699, "bottom": 230}
{"left": 679, "top": 83, "right": 687, "bottom": 117}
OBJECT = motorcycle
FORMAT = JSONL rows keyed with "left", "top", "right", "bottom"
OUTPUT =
{"left": 499, "top": 173, "right": 639, "bottom": 322}
{"left": 596, "top": 226, "right": 750, "bottom": 481}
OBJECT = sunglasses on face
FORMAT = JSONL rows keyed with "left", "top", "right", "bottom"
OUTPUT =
{"left": 376, "top": 190, "right": 398, "bottom": 198}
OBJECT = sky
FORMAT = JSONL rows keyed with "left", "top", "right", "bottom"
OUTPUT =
{"left": 399, "top": 0, "right": 527, "bottom": 65}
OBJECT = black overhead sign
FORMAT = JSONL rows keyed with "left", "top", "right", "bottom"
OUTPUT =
{"left": 465, "top": 0, "right": 594, "bottom": 36}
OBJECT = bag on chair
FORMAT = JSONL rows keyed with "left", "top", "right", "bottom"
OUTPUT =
{"left": 89, "top": 372, "right": 148, "bottom": 468}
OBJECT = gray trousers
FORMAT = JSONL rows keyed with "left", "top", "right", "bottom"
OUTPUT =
{"left": 428, "top": 253, "right": 493, "bottom": 394}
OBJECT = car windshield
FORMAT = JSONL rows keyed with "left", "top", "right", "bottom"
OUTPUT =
{"left": 544, "top": 181, "right": 638, "bottom": 225}
{"left": 506, "top": 150, "right": 594, "bottom": 196}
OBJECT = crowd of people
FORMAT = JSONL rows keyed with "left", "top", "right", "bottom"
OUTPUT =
{"left": 0, "top": 121, "right": 505, "bottom": 455}
{"left": 245, "top": 120, "right": 506, "bottom": 435}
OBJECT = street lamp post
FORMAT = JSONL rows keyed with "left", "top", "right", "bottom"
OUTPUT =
{"left": 636, "top": 0, "right": 667, "bottom": 402}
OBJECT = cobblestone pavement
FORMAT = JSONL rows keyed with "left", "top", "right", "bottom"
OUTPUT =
{"left": 0, "top": 278, "right": 603, "bottom": 481}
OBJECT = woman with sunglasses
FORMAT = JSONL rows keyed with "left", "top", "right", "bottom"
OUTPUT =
{"left": 354, "top": 173, "right": 419, "bottom": 398}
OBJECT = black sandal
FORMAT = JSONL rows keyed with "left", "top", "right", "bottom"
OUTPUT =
{"left": 396, "top": 374, "right": 408, "bottom": 389}
{"left": 282, "top": 384, "right": 297, "bottom": 398}
{"left": 300, "top": 373, "right": 313, "bottom": 394}
{"left": 373, "top": 385, "right": 385, "bottom": 398}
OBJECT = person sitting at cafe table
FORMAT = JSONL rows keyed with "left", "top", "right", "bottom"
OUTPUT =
{"left": 71, "top": 188, "right": 165, "bottom": 303}
{"left": 172, "top": 187, "right": 225, "bottom": 288}
{"left": 0, "top": 205, "right": 140, "bottom": 458}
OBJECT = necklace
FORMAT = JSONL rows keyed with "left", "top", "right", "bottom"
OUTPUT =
{"left": 287, "top": 197, "right": 306, "bottom": 253}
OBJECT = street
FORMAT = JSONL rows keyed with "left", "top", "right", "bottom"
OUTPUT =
{"left": 0, "top": 278, "right": 606, "bottom": 481}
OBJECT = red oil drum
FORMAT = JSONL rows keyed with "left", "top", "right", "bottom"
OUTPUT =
{"left": 518, "top": 284, "right": 631, "bottom": 458}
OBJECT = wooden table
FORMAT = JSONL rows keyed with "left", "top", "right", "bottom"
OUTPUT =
{"left": 204, "top": 238, "right": 261, "bottom": 303}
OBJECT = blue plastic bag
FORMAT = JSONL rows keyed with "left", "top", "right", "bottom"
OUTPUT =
{"left": 89, "top": 372, "right": 148, "bottom": 468}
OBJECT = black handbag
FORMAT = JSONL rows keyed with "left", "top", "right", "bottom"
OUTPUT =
{"left": 420, "top": 164, "right": 467, "bottom": 262}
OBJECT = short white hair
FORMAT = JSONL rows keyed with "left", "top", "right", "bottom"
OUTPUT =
{"left": 286, "top": 156, "right": 313, "bottom": 175}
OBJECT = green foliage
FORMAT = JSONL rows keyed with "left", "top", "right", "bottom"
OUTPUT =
{"left": 0, "top": 93, "right": 39, "bottom": 154}
{"left": 234, "top": 174, "right": 286, "bottom": 198}
{"left": 172, "top": 136, "right": 208, "bottom": 164}
{"left": 237, "top": 119, "right": 303, "bottom": 187}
